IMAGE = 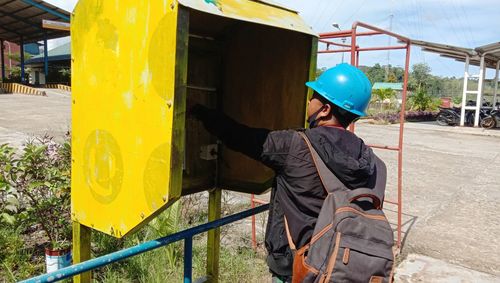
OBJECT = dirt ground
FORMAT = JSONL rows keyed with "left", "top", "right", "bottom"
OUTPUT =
{"left": 1, "top": 92, "right": 499, "bottom": 281}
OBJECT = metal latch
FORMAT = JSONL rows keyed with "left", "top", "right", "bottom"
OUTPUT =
{"left": 200, "top": 144, "right": 218, "bottom": 160}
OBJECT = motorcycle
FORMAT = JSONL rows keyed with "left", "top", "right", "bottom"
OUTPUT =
{"left": 480, "top": 106, "right": 499, "bottom": 129}
{"left": 436, "top": 106, "right": 461, "bottom": 126}
{"left": 436, "top": 100, "right": 490, "bottom": 126}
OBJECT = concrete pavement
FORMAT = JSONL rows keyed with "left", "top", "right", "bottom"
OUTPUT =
{"left": 356, "top": 122, "right": 500, "bottom": 280}
{"left": 0, "top": 90, "right": 71, "bottom": 147}
{"left": 0, "top": 93, "right": 499, "bottom": 281}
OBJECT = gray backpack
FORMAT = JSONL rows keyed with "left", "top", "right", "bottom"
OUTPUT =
{"left": 285, "top": 132, "right": 395, "bottom": 283}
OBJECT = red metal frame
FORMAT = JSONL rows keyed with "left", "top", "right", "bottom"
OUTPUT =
{"left": 251, "top": 22, "right": 410, "bottom": 250}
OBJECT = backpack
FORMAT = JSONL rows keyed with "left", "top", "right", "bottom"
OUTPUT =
{"left": 285, "top": 132, "right": 395, "bottom": 283}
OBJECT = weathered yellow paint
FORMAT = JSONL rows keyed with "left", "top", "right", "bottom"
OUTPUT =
{"left": 179, "top": 0, "right": 315, "bottom": 36}
{"left": 72, "top": 222, "right": 91, "bottom": 283}
{"left": 71, "top": 0, "right": 181, "bottom": 238}
{"left": 71, "top": 0, "right": 315, "bottom": 238}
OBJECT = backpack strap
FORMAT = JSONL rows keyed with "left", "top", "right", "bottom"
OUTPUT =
{"left": 298, "top": 131, "right": 343, "bottom": 194}
{"left": 346, "top": 188, "right": 382, "bottom": 209}
{"left": 298, "top": 131, "right": 382, "bottom": 209}
{"left": 284, "top": 216, "right": 297, "bottom": 251}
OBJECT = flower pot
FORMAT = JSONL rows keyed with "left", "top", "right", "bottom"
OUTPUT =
{"left": 45, "top": 247, "right": 72, "bottom": 273}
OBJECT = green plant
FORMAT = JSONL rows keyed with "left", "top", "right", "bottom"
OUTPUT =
{"left": 408, "top": 88, "right": 438, "bottom": 111}
{"left": 0, "top": 144, "right": 20, "bottom": 225}
{"left": 0, "top": 136, "right": 72, "bottom": 250}
{"left": 452, "top": 96, "right": 463, "bottom": 105}
{"left": 372, "top": 88, "right": 396, "bottom": 112}
{"left": 0, "top": 226, "right": 42, "bottom": 281}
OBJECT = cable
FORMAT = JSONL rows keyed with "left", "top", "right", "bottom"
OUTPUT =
{"left": 319, "top": 0, "right": 347, "bottom": 32}
{"left": 340, "top": 0, "right": 369, "bottom": 27}
{"left": 310, "top": 0, "right": 335, "bottom": 29}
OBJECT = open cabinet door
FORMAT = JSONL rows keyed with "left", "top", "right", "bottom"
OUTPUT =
{"left": 219, "top": 24, "right": 316, "bottom": 194}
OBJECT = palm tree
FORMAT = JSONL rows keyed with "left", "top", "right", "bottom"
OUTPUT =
{"left": 373, "top": 88, "right": 396, "bottom": 112}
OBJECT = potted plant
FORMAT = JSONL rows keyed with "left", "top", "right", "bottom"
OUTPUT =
{"left": 0, "top": 136, "right": 72, "bottom": 272}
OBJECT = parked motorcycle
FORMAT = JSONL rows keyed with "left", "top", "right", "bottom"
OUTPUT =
{"left": 436, "top": 107, "right": 461, "bottom": 126}
{"left": 480, "top": 106, "right": 499, "bottom": 129}
{"left": 436, "top": 100, "right": 490, "bottom": 126}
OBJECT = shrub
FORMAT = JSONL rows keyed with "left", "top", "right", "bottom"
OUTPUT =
{"left": 0, "top": 135, "right": 72, "bottom": 249}
{"left": 407, "top": 89, "right": 441, "bottom": 111}
{"left": 405, "top": 111, "right": 438, "bottom": 122}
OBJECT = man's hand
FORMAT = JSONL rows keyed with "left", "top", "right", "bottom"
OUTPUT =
{"left": 187, "top": 102, "right": 208, "bottom": 121}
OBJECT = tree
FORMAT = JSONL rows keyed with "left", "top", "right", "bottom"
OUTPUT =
{"left": 372, "top": 88, "right": 396, "bottom": 111}
{"left": 409, "top": 63, "right": 432, "bottom": 91}
{"left": 316, "top": 67, "right": 327, "bottom": 79}
{"left": 387, "top": 72, "right": 398, "bottom": 83}
{"left": 7, "top": 52, "right": 32, "bottom": 62}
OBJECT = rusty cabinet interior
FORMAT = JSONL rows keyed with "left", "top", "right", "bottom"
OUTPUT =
{"left": 182, "top": 9, "right": 316, "bottom": 195}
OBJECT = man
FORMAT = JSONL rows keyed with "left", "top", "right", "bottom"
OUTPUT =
{"left": 191, "top": 63, "right": 379, "bottom": 282}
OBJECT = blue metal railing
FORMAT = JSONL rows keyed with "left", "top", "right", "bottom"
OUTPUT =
{"left": 21, "top": 204, "right": 270, "bottom": 283}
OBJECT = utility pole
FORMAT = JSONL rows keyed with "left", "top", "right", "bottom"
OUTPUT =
{"left": 385, "top": 14, "right": 394, "bottom": 81}
{"left": 332, "top": 23, "right": 346, "bottom": 63}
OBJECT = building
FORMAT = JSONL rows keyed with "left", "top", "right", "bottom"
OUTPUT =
{"left": 372, "top": 82, "right": 403, "bottom": 94}
{"left": 24, "top": 42, "right": 70, "bottom": 85}
{"left": 0, "top": 0, "right": 70, "bottom": 83}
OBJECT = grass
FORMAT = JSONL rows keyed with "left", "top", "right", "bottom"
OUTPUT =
{"left": 1, "top": 193, "right": 269, "bottom": 282}
{"left": 0, "top": 226, "right": 44, "bottom": 281}
{"left": 91, "top": 195, "right": 269, "bottom": 283}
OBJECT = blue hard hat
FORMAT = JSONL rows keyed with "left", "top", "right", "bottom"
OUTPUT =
{"left": 306, "top": 63, "right": 372, "bottom": 117}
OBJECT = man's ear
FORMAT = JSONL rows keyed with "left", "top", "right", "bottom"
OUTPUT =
{"left": 317, "top": 103, "right": 332, "bottom": 119}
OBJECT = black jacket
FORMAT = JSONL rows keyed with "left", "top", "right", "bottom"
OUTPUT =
{"left": 194, "top": 106, "right": 378, "bottom": 276}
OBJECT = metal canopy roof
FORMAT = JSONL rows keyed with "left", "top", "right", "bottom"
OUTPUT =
{"left": 0, "top": 0, "right": 70, "bottom": 44}
{"left": 475, "top": 42, "right": 500, "bottom": 67}
{"left": 410, "top": 39, "right": 500, "bottom": 69}
{"left": 25, "top": 41, "right": 70, "bottom": 64}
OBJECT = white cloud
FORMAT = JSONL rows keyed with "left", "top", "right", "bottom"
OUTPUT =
{"left": 44, "top": 0, "right": 78, "bottom": 12}
{"left": 274, "top": 0, "right": 500, "bottom": 77}
{"left": 42, "top": 0, "right": 498, "bottom": 78}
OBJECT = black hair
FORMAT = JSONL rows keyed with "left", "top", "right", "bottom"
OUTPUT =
{"left": 313, "top": 91, "right": 359, "bottom": 128}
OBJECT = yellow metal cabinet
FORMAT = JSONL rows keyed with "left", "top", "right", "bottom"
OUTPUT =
{"left": 72, "top": 0, "right": 317, "bottom": 238}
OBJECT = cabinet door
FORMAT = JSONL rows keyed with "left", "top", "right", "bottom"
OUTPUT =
{"left": 219, "top": 24, "right": 313, "bottom": 194}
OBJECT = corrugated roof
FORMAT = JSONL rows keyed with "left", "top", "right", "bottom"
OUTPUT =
{"left": 372, "top": 82, "right": 403, "bottom": 90}
{"left": 410, "top": 39, "right": 500, "bottom": 69}
{"left": 25, "top": 42, "right": 70, "bottom": 64}
{"left": 0, "top": 0, "right": 70, "bottom": 44}
{"left": 179, "top": 0, "right": 316, "bottom": 36}
{"left": 475, "top": 42, "right": 500, "bottom": 68}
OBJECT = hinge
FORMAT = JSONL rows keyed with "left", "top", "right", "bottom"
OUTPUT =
{"left": 200, "top": 144, "right": 218, "bottom": 160}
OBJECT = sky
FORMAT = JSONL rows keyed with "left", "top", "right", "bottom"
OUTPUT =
{"left": 45, "top": 0, "right": 499, "bottom": 78}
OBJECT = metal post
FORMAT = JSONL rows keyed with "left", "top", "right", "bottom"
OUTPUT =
{"left": 20, "top": 37, "right": 25, "bottom": 83}
{"left": 184, "top": 237, "right": 193, "bottom": 283}
{"left": 206, "top": 189, "right": 221, "bottom": 282}
{"left": 397, "top": 43, "right": 411, "bottom": 248}
{"left": 350, "top": 28, "right": 357, "bottom": 66}
{"left": 493, "top": 61, "right": 499, "bottom": 107}
{"left": 44, "top": 35, "right": 49, "bottom": 83}
{"left": 1, "top": 40, "right": 5, "bottom": 81}
{"left": 72, "top": 222, "right": 92, "bottom": 283}
{"left": 251, "top": 194, "right": 257, "bottom": 250}
{"left": 460, "top": 55, "right": 470, "bottom": 126}
{"left": 474, "top": 55, "right": 485, "bottom": 127}
{"left": 348, "top": 27, "right": 357, "bottom": 132}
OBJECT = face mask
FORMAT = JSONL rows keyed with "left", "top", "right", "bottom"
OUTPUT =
{"left": 307, "top": 106, "right": 324, "bottom": 129}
